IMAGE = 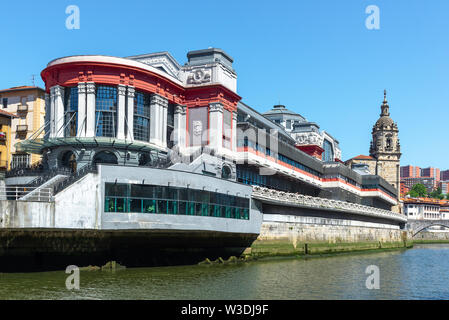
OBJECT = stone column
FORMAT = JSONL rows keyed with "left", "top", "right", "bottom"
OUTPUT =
{"left": 150, "top": 94, "right": 168, "bottom": 147}
{"left": 173, "top": 105, "right": 187, "bottom": 148}
{"left": 117, "top": 84, "right": 127, "bottom": 140}
{"left": 77, "top": 82, "right": 86, "bottom": 137}
{"left": 85, "top": 82, "right": 96, "bottom": 137}
{"left": 208, "top": 102, "right": 223, "bottom": 151}
{"left": 126, "top": 86, "right": 135, "bottom": 140}
{"left": 231, "top": 111, "right": 237, "bottom": 152}
{"left": 53, "top": 85, "right": 65, "bottom": 138}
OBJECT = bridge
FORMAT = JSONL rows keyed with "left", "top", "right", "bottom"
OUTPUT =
{"left": 406, "top": 219, "right": 449, "bottom": 237}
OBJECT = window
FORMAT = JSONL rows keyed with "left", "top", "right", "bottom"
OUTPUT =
{"left": 11, "top": 154, "right": 30, "bottom": 169}
{"left": 323, "top": 139, "right": 334, "bottom": 162}
{"left": 95, "top": 86, "right": 117, "bottom": 137}
{"left": 167, "top": 103, "right": 175, "bottom": 149}
{"left": 104, "top": 183, "right": 250, "bottom": 220}
{"left": 223, "top": 108, "right": 232, "bottom": 149}
{"left": 286, "top": 120, "right": 291, "bottom": 130}
{"left": 64, "top": 87, "right": 78, "bottom": 137}
{"left": 133, "top": 91, "right": 150, "bottom": 141}
{"left": 2, "top": 98, "right": 7, "bottom": 109}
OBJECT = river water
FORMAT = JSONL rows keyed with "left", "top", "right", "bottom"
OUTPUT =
{"left": 1, "top": 244, "right": 449, "bottom": 300}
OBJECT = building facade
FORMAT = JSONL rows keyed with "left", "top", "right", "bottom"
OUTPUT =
{"left": 0, "top": 110, "right": 16, "bottom": 173}
{"left": 0, "top": 86, "right": 46, "bottom": 169}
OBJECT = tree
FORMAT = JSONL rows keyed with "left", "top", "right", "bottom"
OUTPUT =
{"left": 447, "top": 193, "right": 449, "bottom": 200}
{"left": 408, "top": 184, "right": 427, "bottom": 198}
{"left": 430, "top": 187, "right": 444, "bottom": 200}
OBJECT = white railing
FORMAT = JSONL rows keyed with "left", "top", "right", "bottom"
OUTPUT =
{"left": 0, "top": 186, "right": 53, "bottom": 202}
{"left": 252, "top": 186, "right": 407, "bottom": 223}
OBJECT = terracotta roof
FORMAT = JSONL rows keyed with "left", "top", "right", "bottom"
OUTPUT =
{"left": 0, "top": 109, "right": 17, "bottom": 118}
{"left": 348, "top": 154, "right": 375, "bottom": 161}
{"left": 0, "top": 86, "right": 45, "bottom": 94}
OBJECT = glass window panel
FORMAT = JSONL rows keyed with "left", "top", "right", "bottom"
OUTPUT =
{"left": 188, "top": 106, "right": 208, "bottom": 146}
{"left": 96, "top": 86, "right": 117, "bottom": 137}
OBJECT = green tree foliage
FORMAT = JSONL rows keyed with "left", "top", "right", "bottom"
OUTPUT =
{"left": 408, "top": 184, "right": 428, "bottom": 198}
{"left": 430, "top": 187, "right": 445, "bottom": 200}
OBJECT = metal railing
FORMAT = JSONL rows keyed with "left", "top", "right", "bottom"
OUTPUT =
{"left": 0, "top": 186, "right": 53, "bottom": 202}
{"left": 252, "top": 186, "right": 407, "bottom": 223}
{"left": 53, "top": 163, "right": 98, "bottom": 194}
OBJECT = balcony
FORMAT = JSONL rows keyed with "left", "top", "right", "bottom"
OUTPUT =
{"left": 17, "top": 104, "right": 28, "bottom": 112}
{"left": 16, "top": 125, "right": 28, "bottom": 132}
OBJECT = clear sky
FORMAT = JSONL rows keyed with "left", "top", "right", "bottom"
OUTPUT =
{"left": 1, "top": 0, "right": 448, "bottom": 169}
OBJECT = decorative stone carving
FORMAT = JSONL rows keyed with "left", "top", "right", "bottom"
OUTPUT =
{"left": 127, "top": 86, "right": 135, "bottom": 98}
{"left": 86, "top": 82, "right": 96, "bottom": 94}
{"left": 186, "top": 68, "right": 211, "bottom": 85}
{"left": 193, "top": 121, "right": 203, "bottom": 137}
{"left": 293, "top": 132, "right": 324, "bottom": 146}
{"left": 209, "top": 102, "right": 223, "bottom": 113}
{"left": 118, "top": 84, "right": 127, "bottom": 96}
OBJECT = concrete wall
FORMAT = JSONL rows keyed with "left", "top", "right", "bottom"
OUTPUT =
{"left": 54, "top": 172, "right": 101, "bottom": 229}
{"left": 0, "top": 200, "right": 55, "bottom": 228}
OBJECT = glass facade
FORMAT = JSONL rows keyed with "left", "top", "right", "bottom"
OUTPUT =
{"left": 104, "top": 183, "right": 250, "bottom": 220}
{"left": 237, "top": 137, "right": 322, "bottom": 178}
{"left": 64, "top": 87, "right": 78, "bottom": 137}
{"left": 133, "top": 91, "right": 151, "bottom": 141}
{"left": 95, "top": 86, "right": 117, "bottom": 137}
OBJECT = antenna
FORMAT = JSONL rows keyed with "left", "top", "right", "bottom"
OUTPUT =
{"left": 31, "top": 74, "right": 36, "bottom": 86}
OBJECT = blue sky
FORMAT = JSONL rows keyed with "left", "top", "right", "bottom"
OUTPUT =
{"left": 1, "top": 0, "right": 448, "bottom": 169}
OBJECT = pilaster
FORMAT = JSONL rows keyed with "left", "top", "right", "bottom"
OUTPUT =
{"left": 117, "top": 84, "right": 127, "bottom": 140}
{"left": 85, "top": 82, "right": 96, "bottom": 137}
{"left": 77, "top": 82, "right": 86, "bottom": 137}
{"left": 150, "top": 94, "right": 168, "bottom": 147}
{"left": 126, "top": 86, "right": 135, "bottom": 140}
{"left": 208, "top": 102, "right": 223, "bottom": 151}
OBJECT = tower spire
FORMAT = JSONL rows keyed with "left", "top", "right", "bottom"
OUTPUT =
{"left": 380, "top": 89, "right": 389, "bottom": 116}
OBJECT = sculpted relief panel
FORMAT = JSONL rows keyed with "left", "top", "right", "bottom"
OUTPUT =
{"left": 293, "top": 132, "right": 324, "bottom": 146}
{"left": 186, "top": 68, "right": 212, "bottom": 85}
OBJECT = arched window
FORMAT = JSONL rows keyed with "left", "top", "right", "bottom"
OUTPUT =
{"left": 323, "top": 139, "right": 334, "bottom": 162}
{"left": 64, "top": 87, "right": 78, "bottom": 137}
{"left": 61, "top": 150, "right": 77, "bottom": 173}
{"left": 95, "top": 86, "right": 117, "bottom": 137}
{"left": 134, "top": 91, "right": 151, "bottom": 141}
{"left": 93, "top": 151, "right": 118, "bottom": 165}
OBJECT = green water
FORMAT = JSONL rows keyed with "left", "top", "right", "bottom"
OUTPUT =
{"left": 1, "top": 244, "right": 449, "bottom": 299}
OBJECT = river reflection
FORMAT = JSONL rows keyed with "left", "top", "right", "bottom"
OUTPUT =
{"left": 1, "top": 244, "right": 449, "bottom": 300}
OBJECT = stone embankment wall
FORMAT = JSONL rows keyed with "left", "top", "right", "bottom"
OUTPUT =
{"left": 247, "top": 214, "right": 411, "bottom": 257}
{"left": 413, "top": 231, "right": 449, "bottom": 242}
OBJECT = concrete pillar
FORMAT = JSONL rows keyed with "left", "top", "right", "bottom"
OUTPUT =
{"left": 126, "top": 86, "right": 135, "bottom": 140}
{"left": 208, "top": 102, "right": 223, "bottom": 151}
{"left": 77, "top": 82, "right": 86, "bottom": 137}
{"left": 85, "top": 82, "right": 96, "bottom": 137}
{"left": 173, "top": 105, "right": 187, "bottom": 148}
{"left": 117, "top": 84, "right": 127, "bottom": 140}
{"left": 150, "top": 94, "right": 168, "bottom": 147}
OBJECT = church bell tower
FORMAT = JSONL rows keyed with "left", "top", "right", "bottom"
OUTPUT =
{"left": 370, "top": 90, "right": 401, "bottom": 194}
